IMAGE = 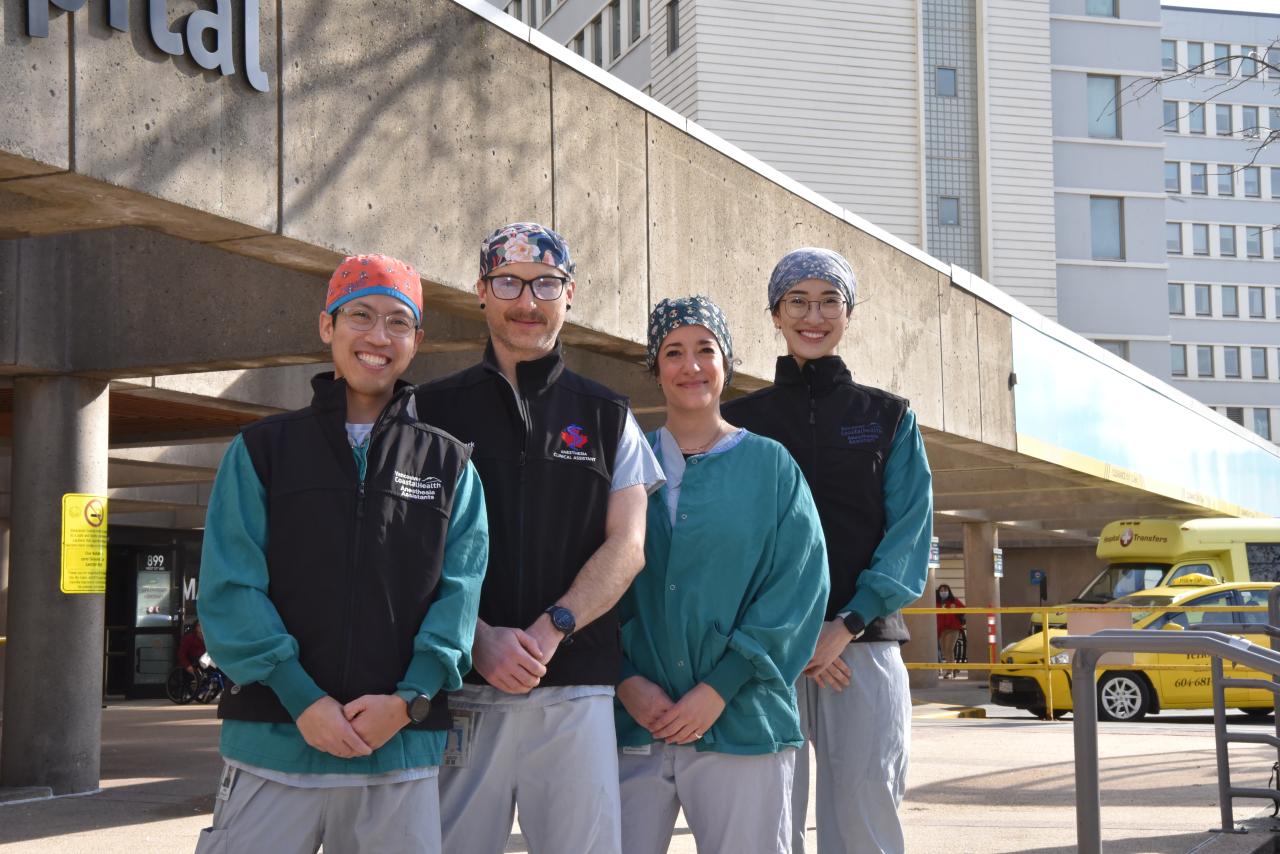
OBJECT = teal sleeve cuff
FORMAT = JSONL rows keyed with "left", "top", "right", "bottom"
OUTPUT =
{"left": 262, "top": 657, "right": 326, "bottom": 720}
{"left": 399, "top": 651, "right": 448, "bottom": 700}
{"left": 846, "top": 586, "right": 889, "bottom": 626}
{"left": 619, "top": 655, "right": 641, "bottom": 684}
{"left": 702, "top": 649, "right": 756, "bottom": 702}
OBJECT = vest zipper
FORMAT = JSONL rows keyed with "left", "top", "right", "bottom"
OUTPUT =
{"left": 499, "top": 372, "right": 532, "bottom": 628}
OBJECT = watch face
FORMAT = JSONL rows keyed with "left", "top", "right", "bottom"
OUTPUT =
{"left": 550, "top": 607, "right": 574, "bottom": 634}
{"left": 408, "top": 695, "right": 431, "bottom": 723}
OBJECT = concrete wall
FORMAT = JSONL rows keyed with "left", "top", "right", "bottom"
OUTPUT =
{"left": 1000, "top": 544, "right": 1106, "bottom": 638}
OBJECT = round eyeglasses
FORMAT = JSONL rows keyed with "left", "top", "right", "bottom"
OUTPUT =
{"left": 780, "top": 296, "right": 848, "bottom": 320}
{"left": 335, "top": 306, "right": 418, "bottom": 338}
{"left": 484, "top": 274, "right": 568, "bottom": 301}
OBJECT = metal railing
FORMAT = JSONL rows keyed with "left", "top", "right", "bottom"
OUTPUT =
{"left": 1051, "top": 585, "right": 1280, "bottom": 853}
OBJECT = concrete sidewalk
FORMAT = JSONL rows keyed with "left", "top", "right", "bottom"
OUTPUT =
{"left": 1, "top": 681, "right": 1278, "bottom": 853}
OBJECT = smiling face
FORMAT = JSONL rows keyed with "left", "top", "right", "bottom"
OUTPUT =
{"left": 656, "top": 324, "right": 726, "bottom": 415}
{"left": 773, "top": 278, "right": 849, "bottom": 366}
{"left": 319, "top": 293, "right": 423, "bottom": 419}
{"left": 477, "top": 260, "right": 574, "bottom": 365}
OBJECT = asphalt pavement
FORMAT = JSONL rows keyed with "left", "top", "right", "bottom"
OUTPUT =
{"left": 0, "top": 677, "right": 1277, "bottom": 853}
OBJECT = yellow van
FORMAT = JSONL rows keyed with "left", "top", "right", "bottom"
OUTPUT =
{"left": 1033, "top": 517, "right": 1280, "bottom": 628}
{"left": 992, "top": 578, "right": 1279, "bottom": 721}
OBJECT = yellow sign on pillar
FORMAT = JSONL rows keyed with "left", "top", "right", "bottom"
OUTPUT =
{"left": 61, "top": 493, "right": 108, "bottom": 594}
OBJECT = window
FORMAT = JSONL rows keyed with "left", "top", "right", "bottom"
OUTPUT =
{"left": 1242, "top": 46, "right": 1258, "bottom": 77}
{"left": 1090, "top": 197, "right": 1124, "bottom": 260}
{"left": 508, "top": 0, "right": 523, "bottom": 21}
{"left": 1255, "top": 409, "right": 1273, "bottom": 441}
{"left": 1244, "top": 166, "right": 1261, "bottom": 197}
{"left": 1193, "top": 223, "right": 1210, "bottom": 255}
{"left": 571, "top": 32, "right": 584, "bottom": 55}
{"left": 609, "top": 0, "right": 621, "bottom": 61}
{"left": 1247, "top": 226, "right": 1263, "bottom": 258}
{"left": 1250, "top": 287, "right": 1266, "bottom": 318}
{"left": 1172, "top": 344, "right": 1188, "bottom": 377}
{"left": 1220, "top": 225, "right": 1237, "bottom": 258}
{"left": 1169, "top": 283, "right": 1186, "bottom": 315}
{"left": 1272, "top": 165, "right": 1280, "bottom": 199}
{"left": 1086, "top": 0, "right": 1117, "bottom": 16}
{"left": 1252, "top": 347, "right": 1269, "bottom": 379}
{"left": 1167, "top": 222, "right": 1183, "bottom": 254}
{"left": 1189, "top": 102, "right": 1205, "bottom": 134}
{"left": 1226, "top": 406, "right": 1244, "bottom": 425}
{"left": 529, "top": 0, "right": 538, "bottom": 26}
{"left": 939, "top": 196, "right": 960, "bottom": 226}
{"left": 1088, "top": 75, "right": 1120, "bottom": 138}
{"left": 1190, "top": 162, "right": 1207, "bottom": 194}
{"left": 1198, "top": 345, "right": 1215, "bottom": 377}
{"left": 1217, "top": 165, "right": 1235, "bottom": 197}
{"left": 1225, "top": 346, "right": 1241, "bottom": 378}
{"left": 544, "top": 0, "right": 553, "bottom": 17}
{"left": 1195, "top": 283, "right": 1212, "bottom": 316}
{"left": 1272, "top": 107, "right": 1280, "bottom": 135}
{"left": 1188, "top": 42, "right": 1204, "bottom": 71}
{"left": 1096, "top": 340, "right": 1129, "bottom": 360}
{"left": 1223, "top": 285, "right": 1239, "bottom": 317}
{"left": 1269, "top": 48, "right": 1280, "bottom": 77}
{"left": 1243, "top": 106, "right": 1260, "bottom": 138}
{"left": 1216, "top": 104, "right": 1233, "bottom": 136}
{"left": 1162, "top": 40, "right": 1177, "bottom": 71}
{"left": 1275, "top": 228, "right": 1280, "bottom": 260}
{"left": 1164, "top": 100, "right": 1179, "bottom": 132}
{"left": 937, "top": 67, "right": 957, "bottom": 97}
{"left": 666, "top": 1, "right": 679, "bottom": 55}
{"left": 1165, "top": 162, "right": 1181, "bottom": 193}
{"left": 590, "top": 16, "right": 603, "bottom": 64}
{"left": 1214, "top": 43, "right": 1231, "bottom": 75}
{"left": 630, "top": 0, "right": 641, "bottom": 44}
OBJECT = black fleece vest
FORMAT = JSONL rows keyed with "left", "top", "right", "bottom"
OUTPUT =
{"left": 415, "top": 342, "right": 628, "bottom": 687}
{"left": 722, "top": 356, "right": 910, "bottom": 643}
{"left": 217, "top": 375, "right": 470, "bottom": 730}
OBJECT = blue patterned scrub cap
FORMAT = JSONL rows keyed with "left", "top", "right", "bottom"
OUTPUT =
{"left": 479, "top": 222, "right": 576, "bottom": 278}
{"left": 766, "top": 247, "right": 857, "bottom": 314}
{"left": 646, "top": 295, "right": 735, "bottom": 383}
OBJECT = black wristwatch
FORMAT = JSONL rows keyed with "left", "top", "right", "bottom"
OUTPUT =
{"left": 839, "top": 611, "right": 866, "bottom": 641}
{"left": 406, "top": 693, "right": 432, "bottom": 725}
{"left": 545, "top": 604, "right": 576, "bottom": 640}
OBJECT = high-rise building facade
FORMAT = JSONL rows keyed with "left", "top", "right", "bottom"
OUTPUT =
{"left": 508, "top": 0, "right": 1280, "bottom": 446}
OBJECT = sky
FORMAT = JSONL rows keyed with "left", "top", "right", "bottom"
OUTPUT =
{"left": 1162, "top": 0, "right": 1280, "bottom": 12}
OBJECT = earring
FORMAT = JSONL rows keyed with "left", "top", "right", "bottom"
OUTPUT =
{"left": 479, "top": 302, "right": 486, "bottom": 309}
{"left": 566, "top": 304, "right": 573, "bottom": 311}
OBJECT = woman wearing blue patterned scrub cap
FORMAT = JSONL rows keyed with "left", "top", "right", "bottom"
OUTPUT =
{"left": 722, "top": 248, "right": 935, "bottom": 854}
{"left": 613, "top": 295, "right": 829, "bottom": 854}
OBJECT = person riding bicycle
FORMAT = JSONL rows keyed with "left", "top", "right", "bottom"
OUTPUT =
{"left": 179, "top": 620, "right": 208, "bottom": 676}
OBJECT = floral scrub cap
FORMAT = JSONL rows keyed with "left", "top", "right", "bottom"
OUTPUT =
{"left": 479, "top": 222, "right": 576, "bottom": 278}
{"left": 766, "top": 247, "right": 857, "bottom": 314}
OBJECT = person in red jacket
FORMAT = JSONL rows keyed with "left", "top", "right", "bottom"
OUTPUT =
{"left": 178, "top": 620, "right": 207, "bottom": 675}
{"left": 936, "top": 586, "right": 965, "bottom": 677}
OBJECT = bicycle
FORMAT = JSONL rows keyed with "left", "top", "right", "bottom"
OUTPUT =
{"left": 165, "top": 653, "right": 225, "bottom": 705}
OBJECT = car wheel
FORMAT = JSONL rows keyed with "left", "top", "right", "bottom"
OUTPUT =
{"left": 1239, "top": 707, "right": 1274, "bottom": 719}
{"left": 1097, "top": 672, "right": 1149, "bottom": 722}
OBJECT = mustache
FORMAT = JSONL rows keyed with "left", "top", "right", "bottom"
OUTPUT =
{"left": 505, "top": 310, "right": 547, "bottom": 324}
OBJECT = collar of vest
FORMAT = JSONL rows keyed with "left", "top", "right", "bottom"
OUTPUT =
{"left": 481, "top": 339, "right": 566, "bottom": 396}
{"left": 307, "top": 372, "right": 414, "bottom": 418}
{"left": 772, "top": 355, "right": 853, "bottom": 396}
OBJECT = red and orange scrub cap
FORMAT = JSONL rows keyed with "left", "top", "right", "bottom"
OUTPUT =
{"left": 326, "top": 254, "right": 423, "bottom": 324}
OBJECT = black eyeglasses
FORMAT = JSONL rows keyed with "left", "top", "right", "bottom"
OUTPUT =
{"left": 484, "top": 274, "right": 568, "bottom": 301}
{"left": 780, "top": 295, "right": 847, "bottom": 320}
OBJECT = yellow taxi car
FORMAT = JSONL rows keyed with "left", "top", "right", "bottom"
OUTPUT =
{"left": 990, "top": 577, "right": 1278, "bottom": 721}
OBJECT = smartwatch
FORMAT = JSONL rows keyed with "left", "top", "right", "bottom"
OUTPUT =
{"left": 545, "top": 604, "right": 576, "bottom": 640}
{"left": 838, "top": 611, "right": 866, "bottom": 641}
{"left": 406, "top": 693, "right": 432, "bottom": 725}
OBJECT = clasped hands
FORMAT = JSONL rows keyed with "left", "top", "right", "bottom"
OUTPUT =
{"left": 616, "top": 677, "right": 725, "bottom": 745}
{"left": 296, "top": 693, "right": 411, "bottom": 759}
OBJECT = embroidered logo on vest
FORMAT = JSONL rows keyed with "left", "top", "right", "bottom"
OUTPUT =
{"left": 394, "top": 471, "right": 442, "bottom": 501}
{"left": 554, "top": 423, "right": 598, "bottom": 463}
{"left": 840, "top": 423, "right": 883, "bottom": 445}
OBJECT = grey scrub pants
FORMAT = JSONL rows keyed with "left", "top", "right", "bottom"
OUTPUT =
{"left": 618, "top": 742, "right": 796, "bottom": 854}
{"left": 438, "top": 692, "right": 622, "bottom": 854}
{"left": 193, "top": 764, "right": 441, "bottom": 854}
{"left": 792, "top": 641, "right": 911, "bottom": 854}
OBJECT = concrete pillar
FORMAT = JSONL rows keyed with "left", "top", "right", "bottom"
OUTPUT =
{"left": 1, "top": 377, "right": 109, "bottom": 795}
{"left": 963, "top": 522, "right": 1001, "bottom": 678}
{"left": 901, "top": 567, "right": 938, "bottom": 688}
{"left": 0, "top": 518, "right": 9, "bottom": 705}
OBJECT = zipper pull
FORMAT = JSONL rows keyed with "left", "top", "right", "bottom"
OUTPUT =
{"left": 356, "top": 481, "right": 366, "bottom": 516}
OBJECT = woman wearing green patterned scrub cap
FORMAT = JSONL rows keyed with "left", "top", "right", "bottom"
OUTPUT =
{"left": 613, "top": 295, "right": 829, "bottom": 854}
{"left": 722, "top": 248, "right": 935, "bottom": 854}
